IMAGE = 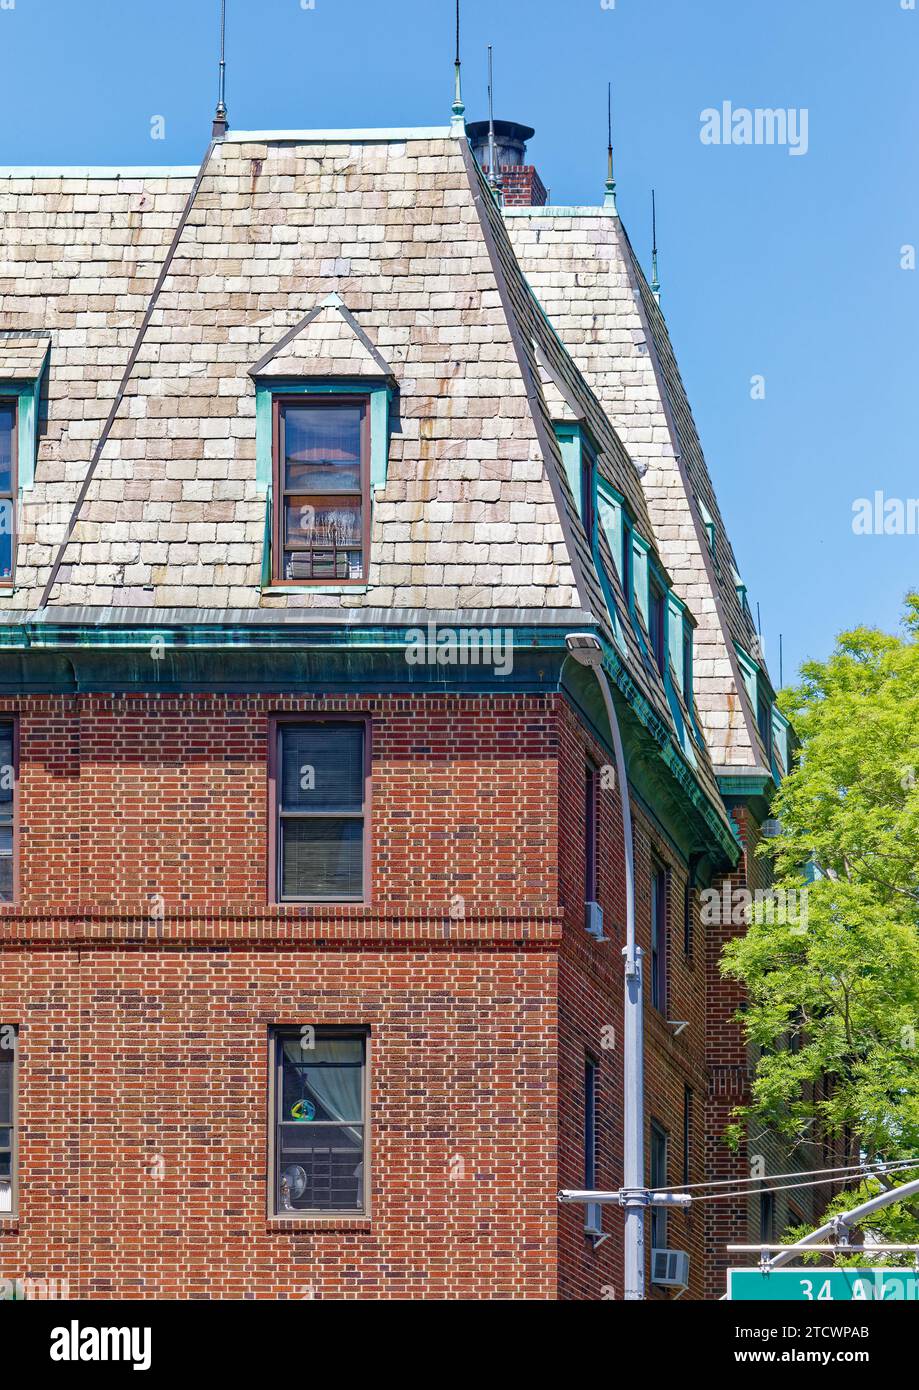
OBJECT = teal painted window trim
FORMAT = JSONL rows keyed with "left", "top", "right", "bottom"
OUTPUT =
{"left": 254, "top": 379, "right": 392, "bottom": 498}
{"left": 1, "top": 370, "right": 45, "bottom": 493}
{"left": 632, "top": 532, "right": 651, "bottom": 628}
{"left": 735, "top": 640, "right": 780, "bottom": 777}
{"left": 554, "top": 423, "right": 584, "bottom": 517}
{"left": 734, "top": 641, "right": 760, "bottom": 713}
{"left": 254, "top": 379, "right": 392, "bottom": 590}
{"left": 698, "top": 497, "right": 716, "bottom": 555}
{"left": 772, "top": 705, "right": 792, "bottom": 777}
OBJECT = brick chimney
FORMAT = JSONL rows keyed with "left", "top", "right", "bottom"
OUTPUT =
{"left": 467, "top": 119, "right": 548, "bottom": 208}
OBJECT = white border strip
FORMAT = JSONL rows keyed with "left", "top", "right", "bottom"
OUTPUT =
{"left": 0, "top": 166, "right": 199, "bottom": 179}
{"left": 221, "top": 126, "right": 453, "bottom": 143}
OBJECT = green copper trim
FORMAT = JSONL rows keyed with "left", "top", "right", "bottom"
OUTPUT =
{"left": 599, "top": 640, "right": 742, "bottom": 865}
{"left": 1, "top": 362, "right": 46, "bottom": 493}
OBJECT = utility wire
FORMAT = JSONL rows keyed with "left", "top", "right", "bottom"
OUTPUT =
{"left": 687, "top": 1167, "right": 919, "bottom": 1204}
{"left": 652, "top": 1157, "right": 919, "bottom": 1195}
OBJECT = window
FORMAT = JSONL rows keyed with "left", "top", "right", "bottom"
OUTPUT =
{"left": 0, "top": 1026, "right": 15, "bottom": 1215}
{"left": 584, "top": 760, "right": 599, "bottom": 903}
{"left": 270, "top": 1027, "right": 367, "bottom": 1216}
{"left": 0, "top": 401, "right": 16, "bottom": 584}
{"left": 650, "top": 864, "right": 668, "bottom": 1012}
{"left": 682, "top": 625, "right": 693, "bottom": 707}
{"left": 757, "top": 690, "right": 774, "bottom": 763}
{"left": 648, "top": 579, "right": 666, "bottom": 675}
{"left": 584, "top": 1056, "right": 597, "bottom": 1189}
{"left": 759, "top": 1188, "right": 776, "bottom": 1244}
{"left": 682, "top": 880, "right": 693, "bottom": 956}
{"left": 682, "top": 1085, "right": 692, "bottom": 1186}
{"left": 622, "top": 518, "right": 634, "bottom": 611}
{"left": 580, "top": 442, "right": 596, "bottom": 543}
{"left": 650, "top": 1122, "right": 668, "bottom": 1251}
{"left": 271, "top": 720, "right": 369, "bottom": 903}
{"left": 0, "top": 721, "right": 14, "bottom": 902}
{"left": 273, "top": 397, "right": 369, "bottom": 584}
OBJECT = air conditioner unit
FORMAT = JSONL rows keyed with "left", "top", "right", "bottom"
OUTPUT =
{"left": 585, "top": 1202, "right": 603, "bottom": 1236}
{"left": 585, "top": 901, "right": 605, "bottom": 940}
{"left": 651, "top": 1248, "right": 690, "bottom": 1288}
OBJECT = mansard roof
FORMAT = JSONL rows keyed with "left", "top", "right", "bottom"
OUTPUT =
{"left": 505, "top": 205, "right": 775, "bottom": 773}
{"left": 0, "top": 126, "right": 737, "bottom": 852}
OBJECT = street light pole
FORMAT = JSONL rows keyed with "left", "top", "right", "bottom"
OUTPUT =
{"left": 565, "top": 633, "right": 645, "bottom": 1299}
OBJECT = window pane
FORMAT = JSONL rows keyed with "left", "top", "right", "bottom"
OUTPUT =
{"left": 0, "top": 827, "right": 12, "bottom": 902}
{"left": 284, "top": 497, "right": 362, "bottom": 549}
{"left": 277, "top": 1123, "right": 364, "bottom": 1213}
{"left": 0, "top": 506, "right": 12, "bottom": 581}
{"left": 280, "top": 1038, "right": 363, "bottom": 1123}
{"left": 280, "top": 725, "right": 364, "bottom": 812}
{"left": 281, "top": 818, "right": 363, "bottom": 899}
{"left": 0, "top": 406, "right": 13, "bottom": 494}
{"left": 0, "top": 723, "right": 12, "bottom": 808}
{"left": 0, "top": 1053, "right": 11, "bottom": 1125}
{"left": 283, "top": 405, "right": 362, "bottom": 493}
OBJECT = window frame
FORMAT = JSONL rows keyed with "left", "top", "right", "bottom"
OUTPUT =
{"left": 622, "top": 515, "right": 634, "bottom": 613}
{"left": 270, "top": 394, "right": 371, "bottom": 587}
{"left": 0, "top": 716, "right": 19, "bottom": 905}
{"left": 650, "top": 1120, "right": 669, "bottom": 1252}
{"left": 584, "top": 758, "right": 599, "bottom": 905}
{"left": 0, "top": 398, "right": 18, "bottom": 588}
{"left": 584, "top": 1055, "right": 598, "bottom": 1184}
{"left": 681, "top": 623, "right": 693, "bottom": 707}
{"left": 0, "top": 1025, "right": 17, "bottom": 1219}
{"left": 757, "top": 686, "right": 774, "bottom": 764}
{"left": 682, "top": 1085, "right": 692, "bottom": 1187}
{"left": 267, "top": 713, "right": 372, "bottom": 906}
{"left": 580, "top": 437, "right": 596, "bottom": 544}
{"left": 648, "top": 576, "right": 667, "bottom": 675}
{"left": 267, "top": 1025, "right": 370, "bottom": 1220}
{"left": 682, "top": 879, "right": 693, "bottom": 958}
{"left": 650, "top": 862, "right": 668, "bottom": 1014}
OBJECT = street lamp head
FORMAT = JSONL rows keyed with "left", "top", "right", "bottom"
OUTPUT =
{"left": 565, "top": 632, "right": 603, "bottom": 670}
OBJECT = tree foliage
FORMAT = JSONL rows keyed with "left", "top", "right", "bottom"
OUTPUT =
{"left": 722, "top": 597, "right": 919, "bottom": 1243}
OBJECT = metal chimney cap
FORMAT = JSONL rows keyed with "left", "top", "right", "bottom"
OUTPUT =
{"left": 466, "top": 119, "right": 535, "bottom": 145}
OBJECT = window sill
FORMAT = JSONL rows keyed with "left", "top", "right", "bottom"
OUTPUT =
{"left": 267, "top": 1215, "right": 371, "bottom": 1233}
{"left": 262, "top": 585, "right": 370, "bottom": 596}
{"left": 0, "top": 1217, "right": 19, "bottom": 1232}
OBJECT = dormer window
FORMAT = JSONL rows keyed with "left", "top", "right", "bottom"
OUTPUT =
{"left": 0, "top": 401, "right": 16, "bottom": 584}
{"left": 648, "top": 577, "right": 666, "bottom": 675}
{"left": 273, "top": 396, "right": 369, "bottom": 584}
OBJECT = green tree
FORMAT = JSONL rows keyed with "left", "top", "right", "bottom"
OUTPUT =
{"left": 723, "top": 596, "right": 919, "bottom": 1248}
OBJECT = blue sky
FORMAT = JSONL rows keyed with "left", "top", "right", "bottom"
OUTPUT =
{"left": 2, "top": 0, "right": 916, "bottom": 684}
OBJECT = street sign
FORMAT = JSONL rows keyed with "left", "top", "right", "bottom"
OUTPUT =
{"left": 729, "top": 1267, "right": 919, "bottom": 1301}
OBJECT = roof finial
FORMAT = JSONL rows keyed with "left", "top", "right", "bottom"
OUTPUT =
{"left": 487, "top": 45, "right": 502, "bottom": 199}
{"left": 451, "top": 0, "right": 466, "bottom": 134}
{"left": 212, "top": 0, "right": 228, "bottom": 138}
{"left": 604, "top": 82, "right": 617, "bottom": 212}
{"left": 651, "top": 188, "right": 661, "bottom": 301}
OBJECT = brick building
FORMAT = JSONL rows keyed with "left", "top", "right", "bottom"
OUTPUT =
{"left": 0, "top": 108, "right": 818, "bottom": 1299}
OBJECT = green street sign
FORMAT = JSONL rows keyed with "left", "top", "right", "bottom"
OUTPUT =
{"left": 729, "top": 1267, "right": 919, "bottom": 1301}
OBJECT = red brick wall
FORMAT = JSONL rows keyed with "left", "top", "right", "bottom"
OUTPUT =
{"left": 0, "top": 944, "right": 558, "bottom": 1299}
{"left": 553, "top": 702, "right": 708, "bottom": 1301}
{"left": 0, "top": 689, "right": 721, "bottom": 1299}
